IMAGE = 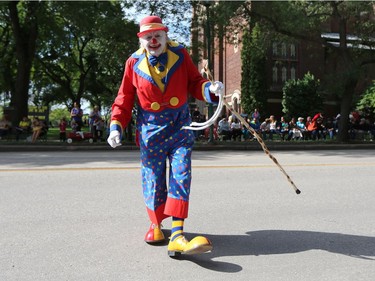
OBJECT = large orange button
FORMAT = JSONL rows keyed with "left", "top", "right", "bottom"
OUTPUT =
{"left": 170, "top": 97, "right": 179, "bottom": 106}
{"left": 151, "top": 102, "right": 160, "bottom": 111}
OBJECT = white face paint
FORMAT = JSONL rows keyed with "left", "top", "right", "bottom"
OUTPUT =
{"left": 139, "top": 30, "right": 167, "bottom": 57}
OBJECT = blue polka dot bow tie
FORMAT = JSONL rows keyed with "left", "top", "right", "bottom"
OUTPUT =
{"left": 148, "top": 52, "right": 168, "bottom": 71}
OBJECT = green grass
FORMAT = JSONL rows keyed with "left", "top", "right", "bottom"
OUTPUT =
{"left": 47, "top": 127, "right": 60, "bottom": 140}
{"left": 46, "top": 127, "right": 94, "bottom": 140}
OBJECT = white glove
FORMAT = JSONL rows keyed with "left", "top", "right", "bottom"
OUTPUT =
{"left": 209, "top": 81, "right": 224, "bottom": 96}
{"left": 107, "top": 130, "right": 122, "bottom": 148}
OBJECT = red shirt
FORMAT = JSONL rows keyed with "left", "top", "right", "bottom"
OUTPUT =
{"left": 59, "top": 121, "right": 67, "bottom": 132}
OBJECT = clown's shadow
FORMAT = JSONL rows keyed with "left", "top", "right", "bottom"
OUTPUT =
{"left": 177, "top": 230, "right": 375, "bottom": 272}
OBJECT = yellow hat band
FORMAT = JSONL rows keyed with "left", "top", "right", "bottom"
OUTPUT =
{"left": 140, "top": 23, "right": 167, "bottom": 33}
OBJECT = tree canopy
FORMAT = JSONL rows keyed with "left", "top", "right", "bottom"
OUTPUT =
{"left": 33, "top": 1, "right": 139, "bottom": 109}
{"left": 282, "top": 72, "right": 323, "bottom": 119}
{"left": 0, "top": 0, "right": 196, "bottom": 126}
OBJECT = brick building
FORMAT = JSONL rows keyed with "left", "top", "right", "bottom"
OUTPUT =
{"left": 191, "top": 2, "right": 375, "bottom": 121}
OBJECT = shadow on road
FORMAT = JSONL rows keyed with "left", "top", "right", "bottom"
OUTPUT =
{"left": 177, "top": 230, "right": 375, "bottom": 272}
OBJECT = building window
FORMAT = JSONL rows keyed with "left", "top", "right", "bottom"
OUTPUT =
{"left": 281, "top": 43, "right": 287, "bottom": 57}
{"left": 272, "top": 42, "right": 278, "bottom": 56}
{"left": 272, "top": 66, "right": 278, "bottom": 82}
{"left": 291, "top": 66, "right": 296, "bottom": 80}
{"left": 234, "top": 33, "right": 239, "bottom": 53}
{"left": 290, "top": 44, "right": 296, "bottom": 57}
{"left": 282, "top": 66, "right": 287, "bottom": 82}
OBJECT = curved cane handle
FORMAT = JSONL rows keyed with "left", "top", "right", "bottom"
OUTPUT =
{"left": 182, "top": 91, "right": 223, "bottom": 131}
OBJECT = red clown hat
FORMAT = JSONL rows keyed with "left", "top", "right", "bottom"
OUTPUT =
{"left": 137, "top": 15, "right": 169, "bottom": 37}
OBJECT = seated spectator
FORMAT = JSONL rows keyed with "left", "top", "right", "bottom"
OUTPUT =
{"left": 287, "top": 117, "right": 297, "bottom": 140}
{"left": 279, "top": 116, "right": 289, "bottom": 141}
{"left": 15, "top": 116, "right": 31, "bottom": 141}
{"left": 260, "top": 118, "right": 271, "bottom": 140}
{"left": 230, "top": 118, "right": 242, "bottom": 141}
{"left": 307, "top": 113, "right": 324, "bottom": 140}
{"left": 31, "top": 117, "right": 44, "bottom": 142}
{"left": 268, "top": 115, "right": 279, "bottom": 140}
{"left": 242, "top": 118, "right": 251, "bottom": 141}
{"left": 245, "top": 117, "right": 260, "bottom": 141}
{"left": 324, "top": 117, "right": 335, "bottom": 140}
{"left": 294, "top": 117, "right": 306, "bottom": 140}
{"left": 305, "top": 116, "right": 313, "bottom": 140}
{"left": 249, "top": 117, "right": 260, "bottom": 132}
{"left": 0, "top": 115, "right": 12, "bottom": 140}
{"left": 315, "top": 115, "right": 326, "bottom": 140}
{"left": 218, "top": 117, "right": 232, "bottom": 141}
{"left": 355, "top": 118, "right": 370, "bottom": 140}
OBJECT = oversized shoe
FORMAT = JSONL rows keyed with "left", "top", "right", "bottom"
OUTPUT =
{"left": 167, "top": 235, "right": 213, "bottom": 257}
{"left": 144, "top": 224, "right": 165, "bottom": 244}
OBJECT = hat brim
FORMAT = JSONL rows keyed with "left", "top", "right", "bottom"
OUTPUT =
{"left": 137, "top": 27, "right": 168, "bottom": 38}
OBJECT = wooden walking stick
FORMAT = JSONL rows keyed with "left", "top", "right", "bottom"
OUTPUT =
{"left": 202, "top": 61, "right": 301, "bottom": 195}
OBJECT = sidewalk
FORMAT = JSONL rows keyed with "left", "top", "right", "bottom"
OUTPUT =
{"left": 1, "top": 139, "right": 375, "bottom": 152}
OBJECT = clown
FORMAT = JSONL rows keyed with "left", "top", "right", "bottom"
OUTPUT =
{"left": 107, "top": 15, "right": 223, "bottom": 257}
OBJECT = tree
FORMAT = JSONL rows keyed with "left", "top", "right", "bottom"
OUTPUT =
{"left": 282, "top": 72, "right": 323, "bottom": 119}
{"left": 241, "top": 24, "right": 268, "bottom": 116}
{"left": 1, "top": 0, "right": 197, "bottom": 127}
{"left": 4, "top": 1, "right": 42, "bottom": 126}
{"left": 34, "top": 1, "right": 138, "bottom": 110}
{"left": 121, "top": 0, "right": 193, "bottom": 45}
{"left": 0, "top": 1, "right": 140, "bottom": 125}
{"left": 0, "top": 7, "right": 16, "bottom": 104}
{"left": 49, "top": 107, "right": 70, "bottom": 126}
{"left": 356, "top": 81, "right": 375, "bottom": 119}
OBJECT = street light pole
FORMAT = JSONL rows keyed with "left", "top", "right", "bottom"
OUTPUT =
{"left": 203, "top": 1, "right": 215, "bottom": 143}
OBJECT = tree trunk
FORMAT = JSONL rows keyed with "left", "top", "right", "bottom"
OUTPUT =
{"left": 334, "top": 11, "right": 358, "bottom": 143}
{"left": 8, "top": 1, "right": 39, "bottom": 126}
{"left": 336, "top": 77, "right": 357, "bottom": 142}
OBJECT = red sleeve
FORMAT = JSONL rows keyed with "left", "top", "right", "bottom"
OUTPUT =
{"left": 110, "top": 58, "right": 137, "bottom": 133}
{"left": 183, "top": 49, "right": 218, "bottom": 103}
{"left": 312, "top": 113, "right": 322, "bottom": 122}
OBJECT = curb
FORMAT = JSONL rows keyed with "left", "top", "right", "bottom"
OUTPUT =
{"left": 1, "top": 141, "right": 375, "bottom": 152}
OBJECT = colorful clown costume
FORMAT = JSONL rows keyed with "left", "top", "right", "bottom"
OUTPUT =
{"left": 108, "top": 15, "right": 220, "bottom": 257}
{"left": 110, "top": 41, "right": 216, "bottom": 222}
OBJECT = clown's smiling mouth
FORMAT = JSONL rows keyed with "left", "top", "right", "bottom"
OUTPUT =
{"left": 149, "top": 44, "right": 161, "bottom": 50}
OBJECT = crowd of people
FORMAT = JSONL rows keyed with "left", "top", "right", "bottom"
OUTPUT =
{"left": 56, "top": 102, "right": 105, "bottom": 143}
{"left": 1, "top": 106, "right": 374, "bottom": 143}
{"left": 0, "top": 114, "right": 48, "bottom": 142}
{"left": 194, "top": 108, "right": 375, "bottom": 142}
{"left": 0, "top": 102, "right": 106, "bottom": 143}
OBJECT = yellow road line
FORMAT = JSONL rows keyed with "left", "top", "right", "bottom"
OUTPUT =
{"left": 1, "top": 162, "right": 375, "bottom": 172}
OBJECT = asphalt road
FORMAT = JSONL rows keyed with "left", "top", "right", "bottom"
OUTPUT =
{"left": 1, "top": 150, "right": 374, "bottom": 281}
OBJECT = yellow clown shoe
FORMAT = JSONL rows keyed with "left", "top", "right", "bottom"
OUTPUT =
{"left": 167, "top": 235, "right": 213, "bottom": 257}
{"left": 144, "top": 224, "right": 165, "bottom": 244}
